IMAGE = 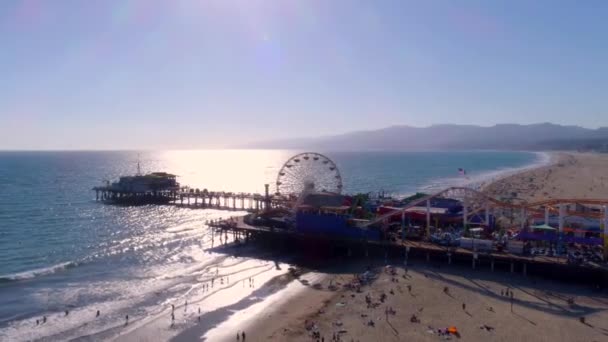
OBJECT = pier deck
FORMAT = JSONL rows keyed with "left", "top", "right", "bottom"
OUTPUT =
{"left": 209, "top": 216, "right": 608, "bottom": 284}
{"left": 94, "top": 187, "right": 287, "bottom": 212}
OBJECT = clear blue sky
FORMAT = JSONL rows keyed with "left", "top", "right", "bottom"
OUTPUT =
{"left": 1, "top": 0, "right": 607, "bottom": 149}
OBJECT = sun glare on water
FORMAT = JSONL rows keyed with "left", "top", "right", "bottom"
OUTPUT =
{"left": 160, "top": 149, "right": 294, "bottom": 194}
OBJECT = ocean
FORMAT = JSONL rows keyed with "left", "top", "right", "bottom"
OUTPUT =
{"left": 0, "top": 150, "right": 545, "bottom": 341}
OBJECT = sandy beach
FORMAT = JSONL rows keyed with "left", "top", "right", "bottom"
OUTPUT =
{"left": 249, "top": 262, "right": 608, "bottom": 342}
{"left": 483, "top": 152, "right": 608, "bottom": 202}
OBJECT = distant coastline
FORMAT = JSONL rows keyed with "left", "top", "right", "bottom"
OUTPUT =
{"left": 417, "top": 151, "right": 552, "bottom": 195}
{"left": 483, "top": 151, "right": 608, "bottom": 201}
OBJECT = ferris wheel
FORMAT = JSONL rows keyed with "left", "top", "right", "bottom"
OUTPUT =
{"left": 276, "top": 152, "right": 343, "bottom": 196}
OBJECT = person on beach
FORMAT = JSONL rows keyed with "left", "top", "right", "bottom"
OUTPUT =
{"left": 36, "top": 319, "right": 39, "bottom": 325}
{"left": 172, "top": 304, "right": 175, "bottom": 313}
{"left": 185, "top": 300, "right": 188, "bottom": 311}
{"left": 462, "top": 303, "right": 466, "bottom": 311}
{"left": 65, "top": 310, "right": 69, "bottom": 316}
{"left": 96, "top": 310, "right": 100, "bottom": 317}
{"left": 242, "top": 331, "right": 246, "bottom": 340}
{"left": 42, "top": 316, "right": 47, "bottom": 323}
{"left": 125, "top": 315, "right": 129, "bottom": 325}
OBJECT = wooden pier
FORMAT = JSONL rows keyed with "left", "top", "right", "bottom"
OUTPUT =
{"left": 94, "top": 183, "right": 290, "bottom": 211}
{"left": 209, "top": 216, "right": 608, "bottom": 286}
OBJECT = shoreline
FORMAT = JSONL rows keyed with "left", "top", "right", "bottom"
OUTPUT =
{"left": 475, "top": 151, "right": 555, "bottom": 191}
{"left": 418, "top": 151, "right": 553, "bottom": 195}
{"left": 483, "top": 151, "right": 608, "bottom": 201}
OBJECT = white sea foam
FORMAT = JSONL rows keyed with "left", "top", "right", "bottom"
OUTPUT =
{"left": 0, "top": 214, "right": 293, "bottom": 342}
{"left": 417, "top": 151, "right": 552, "bottom": 195}
{"left": 0, "top": 261, "right": 78, "bottom": 282}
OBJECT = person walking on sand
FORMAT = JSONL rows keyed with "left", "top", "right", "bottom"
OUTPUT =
{"left": 462, "top": 303, "right": 466, "bottom": 311}
{"left": 96, "top": 310, "right": 100, "bottom": 317}
{"left": 242, "top": 331, "right": 246, "bottom": 341}
{"left": 510, "top": 292, "right": 514, "bottom": 312}
{"left": 237, "top": 331, "right": 240, "bottom": 341}
{"left": 42, "top": 316, "right": 47, "bottom": 323}
{"left": 65, "top": 310, "right": 69, "bottom": 316}
{"left": 125, "top": 315, "right": 129, "bottom": 325}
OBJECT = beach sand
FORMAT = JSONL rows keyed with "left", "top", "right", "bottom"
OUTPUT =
{"left": 483, "top": 152, "right": 608, "bottom": 202}
{"left": 249, "top": 263, "right": 608, "bottom": 342}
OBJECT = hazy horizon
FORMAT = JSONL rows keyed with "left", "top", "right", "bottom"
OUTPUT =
{"left": 2, "top": 1, "right": 607, "bottom": 150}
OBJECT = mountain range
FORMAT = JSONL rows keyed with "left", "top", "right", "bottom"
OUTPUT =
{"left": 249, "top": 123, "right": 608, "bottom": 151}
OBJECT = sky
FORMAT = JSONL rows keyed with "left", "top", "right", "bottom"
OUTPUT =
{"left": 1, "top": 0, "right": 607, "bottom": 150}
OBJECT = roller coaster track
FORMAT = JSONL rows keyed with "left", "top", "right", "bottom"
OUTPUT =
{"left": 364, "top": 186, "right": 608, "bottom": 227}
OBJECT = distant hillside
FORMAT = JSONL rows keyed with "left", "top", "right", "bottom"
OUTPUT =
{"left": 249, "top": 123, "right": 608, "bottom": 151}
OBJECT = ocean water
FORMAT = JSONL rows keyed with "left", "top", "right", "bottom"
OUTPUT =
{"left": 0, "top": 150, "right": 543, "bottom": 341}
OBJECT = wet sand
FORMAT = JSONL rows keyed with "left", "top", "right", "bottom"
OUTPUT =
{"left": 249, "top": 263, "right": 608, "bottom": 342}
{"left": 483, "top": 152, "right": 608, "bottom": 202}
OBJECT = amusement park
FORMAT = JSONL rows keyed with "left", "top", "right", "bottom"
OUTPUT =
{"left": 95, "top": 152, "right": 608, "bottom": 280}
{"left": 213, "top": 152, "right": 608, "bottom": 276}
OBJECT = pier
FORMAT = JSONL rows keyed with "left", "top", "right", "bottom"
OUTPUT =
{"left": 172, "top": 185, "right": 282, "bottom": 212}
{"left": 93, "top": 152, "right": 608, "bottom": 285}
{"left": 209, "top": 216, "right": 608, "bottom": 285}
{"left": 94, "top": 183, "right": 288, "bottom": 212}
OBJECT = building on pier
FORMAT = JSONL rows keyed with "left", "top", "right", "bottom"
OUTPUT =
{"left": 93, "top": 172, "right": 180, "bottom": 204}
